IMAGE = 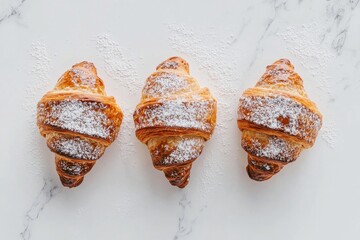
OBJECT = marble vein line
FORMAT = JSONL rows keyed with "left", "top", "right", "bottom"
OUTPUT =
{"left": 0, "top": 0, "right": 27, "bottom": 23}
{"left": 229, "top": 18, "right": 250, "bottom": 45}
{"left": 173, "top": 193, "right": 205, "bottom": 240}
{"left": 332, "top": 29, "right": 347, "bottom": 55}
{"left": 20, "top": 178, "right": 61, "bottom": 240}
{"left": 350, "top": 0, "right": 360, "bottom": 10}
{"left": 327, "top": 0, "right": 360, "bottom": 55}
{"left": 248, "top": 0, "right": 287, "bottom": 68}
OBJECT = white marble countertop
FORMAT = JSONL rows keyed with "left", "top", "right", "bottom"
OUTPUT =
{"left": 1, "top": 0, "right": 359, "bottom": 239}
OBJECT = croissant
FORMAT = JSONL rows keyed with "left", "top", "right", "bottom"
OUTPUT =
{"left": 133, "top": 57, "right": 217, "bottom": 188}
{"left": 237, "top": 59, "right": 322, "bottom": 181}
{"left": 37, "top": 61, "right": 123, "bottom": 188}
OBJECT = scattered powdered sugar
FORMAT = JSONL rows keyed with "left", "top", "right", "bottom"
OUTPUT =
{"left": 243, "top": 137, "right": 299, "bottom": 162}
{"left": 49, "top": 137, "right": 104, "bottom": 160}
{"left": 143, "top": 73, "right": 189, "bottom": 98}
{"left": 238, "top": 95, "right": 322, "bottom": 142}
{"left": 162, "top": 138, "right": 205, "bottom": 165}
{"left": 23, "top": 41, "right": 54, "bottom": 177}
{"left": 319, "top": 120, "right": 337, "bottom": 149}
{"left": 168, "top": 25, "right": 239, "bottom": 91}
{"left": 24, "top": 42, "right": 52, "bottom": 118}
{"left": 94, "top": 33, "right": 140, "bottom": 94}
{"left": 38, "top": 99, "right": 112, "bottom": 139}
{"left": 136, "top": 99, "right": 216, "bottom": 132}
{"left": 277, "top": 23, "right": 335, "bottom": 96}
{"left": 29, "top": 42, "right": 52, "bottom": 83}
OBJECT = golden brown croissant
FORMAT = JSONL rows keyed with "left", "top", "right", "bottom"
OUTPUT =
{"left": 237, "top": 59, "right": 322, "bottom": 181}
{"left": 37, "top": 61, "right": 123, "bottom": 188}
{"left": 133, "top": 57, "right": 217, "bottom": 188}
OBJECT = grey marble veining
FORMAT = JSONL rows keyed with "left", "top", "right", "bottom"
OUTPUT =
{"left": 0, "top": 0, "right": 27, "bottom": 24}
{"left": 20, "top": 179, "right": 60, "bottom": 240}
{"left": 173, "top": 194, "right": 206, "bottom": 240}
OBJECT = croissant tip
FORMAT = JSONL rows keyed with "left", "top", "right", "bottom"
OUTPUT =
{"left": 59, "top": 175, "right": 84, "bottom": 188}
{"left": 272, "top": 58, "right": 294, "bottom": 68}
{"left": 156, "top": 56, "right": 189, "bottom": 73}
{"left": 162, "top": 164, "right": 192, "bottom": 188}
{"left": 72, "top": 61, "right": 97, "bottom": 73}
{"left": 169, "top": 176, "right": 189, "bottom": 188}
{"left": 246, "top": 165, "right": 269, "bottom": 181}
{"left": 167, "top": 56, "right": 186, "bottom": 62}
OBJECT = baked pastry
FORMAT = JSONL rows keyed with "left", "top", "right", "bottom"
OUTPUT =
{"left": 37, "top": 61, "right": 123, "bottom": 188}
{"left": 133, "top": 57, "right": 217, "bottom": 188}
{"left": 237, "top": 59, "right": 322, "bottom": 181}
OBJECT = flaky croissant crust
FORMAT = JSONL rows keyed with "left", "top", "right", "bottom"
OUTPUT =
{"left": 237, "top": 59, "right": 322, "bottom": 181}
{"left": 133, "top": 57, "right": 217, "bottom": 188}
{"left": 37, "top": 61, "right": 123, "bottom": 187}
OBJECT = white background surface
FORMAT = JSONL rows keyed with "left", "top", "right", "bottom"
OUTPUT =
{"left": 1, "top": 0, "right": 360, "bottom": 239}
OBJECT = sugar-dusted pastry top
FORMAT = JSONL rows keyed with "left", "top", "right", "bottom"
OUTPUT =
{"left": 238, "top": 59, "right": 322, "bottom": 149}
{"left": 135, "top": 95, "right": 216, "bottom": 134}
{"left": 142, "top": 72, "right": 197, "bottom": 98}
{"left": 54, "top": 61, "right": 105, "bottom": 94}
{"left": 241, "top": 130, "right": 302, "bottom": 163}
{"left": 37, "top": 61, "right": 123, "bottom": 144}
{"left": 148, "top": 136, "right": 205, "bottom": 167}
{"left": 46, "top": 133, "right": 105, "bottom": 161}
{"left": 38, "top": 97, "right": 120, "bottom": 142}
{"left": 238, "top": 93, "right": 322, "bottom": 146}
{"left": 255, "top": 58, "right": 307, "bottom": 97}
{"left": 134, "top": 57, "right": 217, "bottom": 143}
{"left": 57, "top": 158, "right": 92, "bottom": 176}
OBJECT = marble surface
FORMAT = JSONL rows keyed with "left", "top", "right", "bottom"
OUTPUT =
{"left": 1, "top": 0, "right": 360, "bottom": 239}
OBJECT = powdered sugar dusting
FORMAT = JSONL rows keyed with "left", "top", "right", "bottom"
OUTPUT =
{"left": 262, "top": 63, "right": 291, "bottom": 84}
{"left": 38, "top": 99, "right": 112, "bottom": 139}
{"left": 49, "top": 137, "right": 104, "bottom": 160}
{"left": 143, "top": 73, "right": 189, "bottom": 98}
{"left": 168, "top": 25, "right": 238, "bottom": 91}
{"left": 242, "top": 136, "right": 300, "bottom": 162}
{"left": 70, "top": 68, "right": 96, "bottom": 88}
{"left": 162, "top": 138, "right": 205, "bottom": 165}
{"left": 250, "top": 160, "right": 272, "bottom": 171}
{"left": 135, "top": 98, "right": 216, "bottom": 132}
{"left": 23, "top": 41, "right": 54, "bottom": 177}
{"left": 159, "top": 61, "right": 179, "bottom": 69}
{"left": 320, "top": 120, "right": 337, "bottom": 149}
{"left": 58, "top": 160, "right": 90, "bottom": 176}
{"left": 278, "top": 23, "right": 335, "bottom": 96}
{"left": 94, "top": 33, "right": 140, "bottom": 94}
{"left": 238, "top": 95, "right": 322, "bottom": 143}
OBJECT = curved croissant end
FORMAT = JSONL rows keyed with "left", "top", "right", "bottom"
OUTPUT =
{"left": 37, "top": 61, "right": 123, "bottom": 188}
{"left": 134, "top": 57, "right": 217, "bottom": 188}
{"left": 238, "top": 59, "right": 322, "bottom": 181}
